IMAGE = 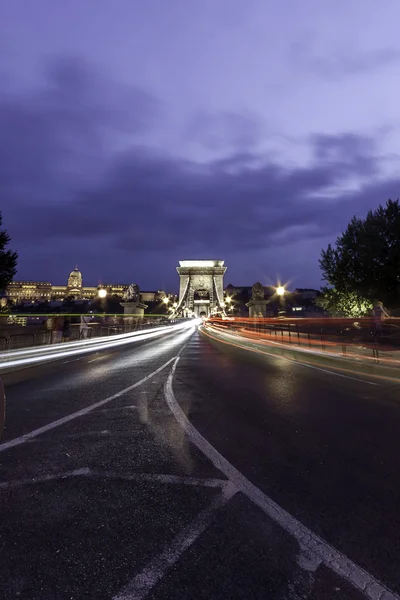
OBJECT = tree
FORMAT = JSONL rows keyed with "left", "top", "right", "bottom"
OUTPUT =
{"left": 0, "top": 211, "right": 18, "bottom": 294}
{"left": 316, "top": 287, "right": 372, "bottom": 317}
{"left": 320, "top": 199, "right": 400, "bottom": 310}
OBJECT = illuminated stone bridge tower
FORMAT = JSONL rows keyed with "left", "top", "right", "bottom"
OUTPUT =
{"left": 174, "top": 260, "right": 227, "bottom": 318}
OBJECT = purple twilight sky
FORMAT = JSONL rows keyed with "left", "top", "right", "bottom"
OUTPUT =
{"left": 1, "top": 0, "right": 400, "bottom": 292}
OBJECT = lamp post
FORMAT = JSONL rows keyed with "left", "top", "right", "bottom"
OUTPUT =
{"left": 162, "top": 296, "right": 170, "bottom": 316}
{"left": 276, "top": 285, "right": 286, "bottom": 317}
{"left": 224, "top": 294, "right": 234, "bottom": 316}
{"left": 98, "top": 287, "right": 107, "bottom": 314}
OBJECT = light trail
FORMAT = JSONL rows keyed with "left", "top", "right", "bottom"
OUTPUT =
{"left": 0, "top": 321, "right": 196, "bottom": 371}
{"left": 206, "top": 316, "right": 400, "bottom": 369}
{"left": 201, "top": 324, "right": 400, "bottom": 384}
{"left": 0, "top": 324, "right": 180, "bottom": 359}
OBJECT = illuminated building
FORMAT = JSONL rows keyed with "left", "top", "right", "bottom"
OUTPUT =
{"left": 5, "top": 281, "right": 53, "bottom": 303}
{"left": 5, "top": 267, "right": 165, "bottom": 305}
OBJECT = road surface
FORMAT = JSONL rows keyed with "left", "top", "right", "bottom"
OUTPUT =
{"left": 1, "top": 323, "right": 400, "bottom": 600}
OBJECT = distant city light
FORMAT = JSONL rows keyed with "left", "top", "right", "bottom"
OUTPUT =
{"left": 98, "top": 289, "right": 107, "bottom": 299}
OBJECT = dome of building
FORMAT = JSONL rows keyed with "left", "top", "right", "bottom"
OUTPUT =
{"left": 69, "top": 266, "right": 82, "bottom": 278}
{"left": 67, "top": 266, "right": 83, "bottom": 290}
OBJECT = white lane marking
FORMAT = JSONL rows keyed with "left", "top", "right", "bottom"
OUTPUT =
{"left": 113, "top": 483, "right": 237, "bottom": 600}
{"left": 94, "top": 405, "right": 138, "bottom": 413}
{"left": 88, "top": 470, "right": 228, "bottom": 489}
{"left": 0, "top": 356, "right": 177, "bottom": 454}
{"left": 0, "top": 468, "right": 227, "bottom": 490}
{"left": 164, "top": 357, "right": 399, "bottom": 600}
{"left": 204, "top": 327, "right": 378, "bottom": 386}
{"left": 25, "top": 430, "right": 112, "bottom": 442}
{"left": 0, "top": 468, "right": 90, "bottom": 489}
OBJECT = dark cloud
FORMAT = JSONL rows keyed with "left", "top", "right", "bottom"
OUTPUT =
{"left": 311, "top": 133, "right": 379, "bottom": 176}
{"left": 1, "top": 57, "right": 398, "bottom": 289}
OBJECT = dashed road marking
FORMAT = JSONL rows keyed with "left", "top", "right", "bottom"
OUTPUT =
{"left": 0, "top": 468, "right": 90, "bottom": 489}
{"left": 164, "top": 356, "right": 399, "bottom": 600}
{"left": 88, "top": 470, "right": 228, "bottom": 489}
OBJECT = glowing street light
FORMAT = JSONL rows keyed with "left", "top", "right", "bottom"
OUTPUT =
{"left": 163, "top": 297, "right": 170, "bottom": 304}
{"left": 173, "top": 302, "right": 178, "bottom": 308}
{"left": 225, "top": 296, "right": 232, "bottom": 304}
{"left": 276, "top": 286, "right": 285, "bottom": 297}
{"left": 98, "top": 288, "right": 107, "bottom": 299}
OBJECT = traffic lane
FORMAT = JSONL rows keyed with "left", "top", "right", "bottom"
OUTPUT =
{"left": 173, "top": 331, "right": 400, "bottom": 594}
{"left": 0, "top": 360, "right": 363, "bottom": 600}
{"left": 149, "top": 494, "right": 365, "bottom": 600}
{"left": 0, "top": 365, "right": 221, "bottom": 483}
{"left": 0, "top": 363, "right": 227, "bottom": 600}
{"left": 1, "top": 476, "right": 220, "bottom": 600}
{"left": 0, "top": 326, "right": 194, "bottom": 442}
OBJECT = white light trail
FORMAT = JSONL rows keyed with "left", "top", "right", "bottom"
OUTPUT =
{"left": 0, "top": 322, "right": 195, "bottom": 371}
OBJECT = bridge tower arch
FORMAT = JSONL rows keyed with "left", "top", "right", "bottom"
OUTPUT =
{"left": 174, "top": 260, "right": 227, "bottom": 318}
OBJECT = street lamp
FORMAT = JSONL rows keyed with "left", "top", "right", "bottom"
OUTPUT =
{"left": 163, "top": 297, "right": 170, "bottom": 305}
{"left": 276, "top": 286, "right": 285, "bottom": 297}
{"left": 98, "top": 288, "right": 107, "bottom": 299}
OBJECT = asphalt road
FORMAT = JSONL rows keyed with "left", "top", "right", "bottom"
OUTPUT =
{"left": 0, "top": 323, "right": 399, "bottom": 599}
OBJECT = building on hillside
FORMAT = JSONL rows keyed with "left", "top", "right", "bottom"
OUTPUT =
{"left": 5, "top": 281, "right": 53, "bottom": 304}
{"left": 4, "top": 267, "right": 166, "bottom": 306}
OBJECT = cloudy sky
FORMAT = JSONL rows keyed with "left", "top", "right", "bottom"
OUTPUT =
{"left": 1, "top": 1, "right": 400, "bottom": 291}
